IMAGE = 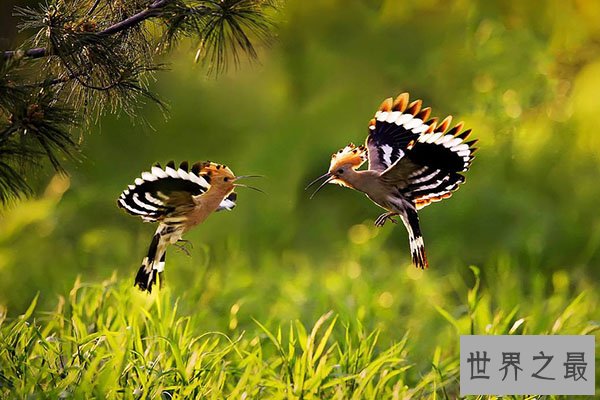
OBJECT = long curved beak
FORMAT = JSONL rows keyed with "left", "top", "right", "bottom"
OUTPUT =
{"left": 234, "top": 183, "right": 265, "bottom": 194}
{"left": 305, "top": 172, "right": 331, "bottom": 190}
{"left": 234, "top": 175, "right": 264, "bottom": 180}
{"left": 306, "top": 172, "right": 334, "bottom": 199}
{"left": 233, "top": 175, "right": 265, "bottom": 194}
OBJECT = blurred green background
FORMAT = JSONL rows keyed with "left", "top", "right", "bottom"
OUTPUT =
{"left": 1, "top": 0, "right": 599, "bottom": 360}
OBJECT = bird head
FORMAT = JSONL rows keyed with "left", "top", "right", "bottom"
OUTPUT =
{"left": 199, "top": 162, "right": 236, "bottom": 188}
{"left": 329, "top": 143, "right": 367, "bottom": 178}
{"left": 306, "top": 143, "right": 367, "bottom": 198}
{"left": 198, "top": 162, "right": 263, "bottom": 194}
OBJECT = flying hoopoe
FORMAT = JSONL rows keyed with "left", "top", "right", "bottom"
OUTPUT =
{"left": 307, "top": 93, "right": 477, "bottom": 269}
{"left": 117, "top": 160, "right": 257, "bottom": 292}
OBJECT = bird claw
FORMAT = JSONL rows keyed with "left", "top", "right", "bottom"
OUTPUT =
{"left": 374, "top": 213, "right": 399, "bottom": 227}
{"left": 174, "top": 240, "right": 193, "bottom": 257}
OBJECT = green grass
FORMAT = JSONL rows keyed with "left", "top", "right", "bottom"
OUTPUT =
{"left": 1, "top": 260, "right": 597, "bottom": 399}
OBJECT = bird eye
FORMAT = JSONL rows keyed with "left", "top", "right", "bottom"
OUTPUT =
{"left": 223, "top": 177, "right": 229, "bottom": 182}
{"left": 337, "top": 169, "right": 344, "bottom": 174}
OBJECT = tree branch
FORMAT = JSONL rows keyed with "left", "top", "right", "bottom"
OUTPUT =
{"left": 2, "top": 0, "right": 172, "bottom": 60}
{"left": 98, "top": 0, "right": 169, "bottom": 35}
{"left": 2, "top": 47, "right": 47, "bottom": 59}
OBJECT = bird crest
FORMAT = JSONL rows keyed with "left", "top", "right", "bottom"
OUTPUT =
{"left": 195, "top": 161, "right": 235, "bottom": 181}
{"left": 329, "top": 143, "right": 367, "bottom": 172}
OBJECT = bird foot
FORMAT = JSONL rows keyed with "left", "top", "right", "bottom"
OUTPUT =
{"left": 174, "top": 240, "right": 193, "bottom": 257}
{"left": 374, "top": 212, "right": 399, "bottom": 227}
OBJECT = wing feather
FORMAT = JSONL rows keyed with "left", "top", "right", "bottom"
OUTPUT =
{"left": 366, "top": 93, "right": 435, "bottom": 171}
{"left": 118, "top": 161, "right": 211, "bottom": 222}
{"left": 371, "top": 95, "right": 477, "bottom": 208}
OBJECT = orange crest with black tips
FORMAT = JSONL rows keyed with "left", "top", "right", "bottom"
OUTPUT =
{"left": 194, "top": 161, "right": 235, "bottom": 180}
{"left": 329, "top": 143, "right": 367, "bottom": 172}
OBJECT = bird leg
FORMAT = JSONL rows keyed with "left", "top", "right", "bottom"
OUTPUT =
{"left": 174, "top": 239, "right": 193, "bottom": 257}
{"left": 374, "top": 212, "right": 399, "bottom": 227}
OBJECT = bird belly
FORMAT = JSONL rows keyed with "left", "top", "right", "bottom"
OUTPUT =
{"left": 365, "top": 193, "right": 395, "bottom": 212}
{"left": 384, "top": 193, "right": 413, "bottom": 214}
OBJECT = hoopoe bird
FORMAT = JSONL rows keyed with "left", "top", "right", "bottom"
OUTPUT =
{"left": 307, "top": 93, "right": 477, "bottom": 269}
{"left": 117, "top": 160, "right": 256, "bottom": 292}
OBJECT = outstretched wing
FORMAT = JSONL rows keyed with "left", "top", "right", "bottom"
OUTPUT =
{"left": 382, "top": 115, "right": 477, "bottom": 209}
{"left": 366, "top": 93, "right": 437, "bottom": 172}
{"left": 117, "top": 161, "right": 210, "bottom": 222}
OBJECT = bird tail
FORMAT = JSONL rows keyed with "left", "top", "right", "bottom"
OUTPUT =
{"left": 400, "top": 206, "right": 429, "bottom": 269}
{"left": 134, "top": 226, "right": 169, "bottom": 293}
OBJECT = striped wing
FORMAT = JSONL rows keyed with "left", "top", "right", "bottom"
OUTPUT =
{"left": 366, "top": 93, "right": 436, "bottom": 172}
{"left": 382, "top": 114, "right": 477, "bottom": 209}
{"left": 117, "top": 161, "right": 210, "bottom": 222}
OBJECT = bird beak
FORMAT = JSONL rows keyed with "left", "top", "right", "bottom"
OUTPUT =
{"left": 234, "top": 175, "right": 264, "bottom": 180}
{"left": 233, "top": 175, "right": 265, "bottom": 194}
{"left": 306, "top": 172, "right": 334, "bottom": 199}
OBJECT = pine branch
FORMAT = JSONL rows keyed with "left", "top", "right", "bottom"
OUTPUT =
{"left": 99, "top": 0, "right": 170, "bottom": 35}
{"left": 2, "top": 0, "right": 172, "bottom": 60}
{"left": 2, "top": 47, "right": 47, "bottom": 59}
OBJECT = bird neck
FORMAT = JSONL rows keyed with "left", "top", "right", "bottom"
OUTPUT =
{"left": 203, "top": 184, "right": 234, "bottom": 208}
{"left": 339, "top": 169, "right": 379, "bottom": 193}
{"left": 212, "top": 183, "right": 234, "bottom": 195}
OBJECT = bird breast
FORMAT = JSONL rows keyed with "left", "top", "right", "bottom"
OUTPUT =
{"left": 186, "top": 188, "right": 232, "bottom": 228}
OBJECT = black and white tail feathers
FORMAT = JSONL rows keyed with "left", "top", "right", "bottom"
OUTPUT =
{"left": 134, "top": 224, "right": 176, "bottom": 292}
{"left": 399, "top": 206, "right": 428, "bottom": 269}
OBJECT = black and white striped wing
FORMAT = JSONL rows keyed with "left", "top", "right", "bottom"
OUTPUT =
{"left": 366, "top": 94, "right": 435, "bottom": 172}
{"left": 117, "top": 161, "right": 210, "bottom": 222}
{"left": 402, "top": 167, "right": 466, "bottom": 210}
{"left": 383, "top": 117, "right": 477, "bottom": 209}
